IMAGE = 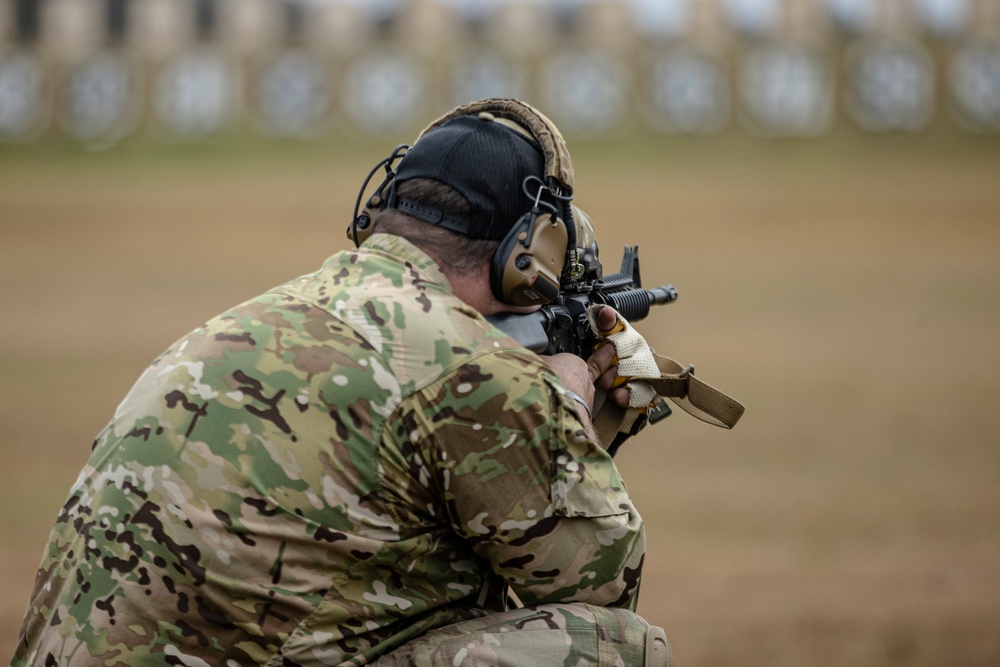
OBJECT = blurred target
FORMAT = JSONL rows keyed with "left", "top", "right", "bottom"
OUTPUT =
{"left": 448, "top": 49, "right": 527, "bottom": 109}
{"left": 59, "top": 50, "right": 142, "bottom": 146}
{"left": 58, "top": 0, "right": 141, "bottom": 146}
{"left": 739, "top": 44, "right": 834, "bottom": 136}
{"left": 949, "top": 38, "right": 1000, "bottom": 131}
{"left": 248, "top": 1, "right": 331, "bottom": 139}
{"left": 341, "top": 49, "right": 429, "bottom": 135}
{"left": 844, "top": 39, "right": 936, "bottom": 131}
{"left": 0, "top": 47, "right": 48, "bottom": 142}
{"left": 153, "top": 0, "right": 238, "bottom": 139}
{"left": 638, "top": 48, "right": 730, "bottom": 135}
{"left": 0, "top": 0, "right": 48, "bottom": 142}
{"left": 537, "top": 49, "right": 630, "bottom": 136}
{"left": 154, "top": 49, "right": 238, "bottom": 139}
{"left": 252, "top": 50, "right": 331, "bottom": 138}
{"left": 250, "top": 50, "right": 331, "bottom": 139}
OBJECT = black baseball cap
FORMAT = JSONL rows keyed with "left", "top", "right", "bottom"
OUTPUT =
{"left": 388, "top": 113, "right": 546, "bottom": 242}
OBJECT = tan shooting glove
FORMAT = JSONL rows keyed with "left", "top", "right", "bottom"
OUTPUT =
{"left": 586, "top": 306, "right": 745, "bottom": 453}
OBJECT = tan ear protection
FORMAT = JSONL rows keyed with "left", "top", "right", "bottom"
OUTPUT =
{"left": 346, "top": 144, "right": 409, "bottom": 247}
{"left": 489, "top": 176, "right": 571, "bottom": 307}
{"left": 347, "top": 189, "right": 383, "bottom": 247}
{"left": 429, "top": 100, "right": 579, "bottom": 307}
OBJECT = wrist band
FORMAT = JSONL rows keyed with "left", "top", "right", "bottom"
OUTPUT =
{"left": 564, "top": 390, "right": 593, "bottom": 421}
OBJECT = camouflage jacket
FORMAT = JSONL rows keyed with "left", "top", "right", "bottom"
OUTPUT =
{"left": 14, "top": 234, "right": 645, "bottom": 667}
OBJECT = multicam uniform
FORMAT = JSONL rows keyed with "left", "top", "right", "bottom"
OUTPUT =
{"left": 14, "top": 234, "right": 647, "bottom": 666}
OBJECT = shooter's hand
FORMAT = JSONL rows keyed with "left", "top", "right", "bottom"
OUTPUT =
{"left": 542, "top": 306, "right": 630, "bottom": 441}
{"left": 589, "top": 306, "right": 630, "bottom": 409}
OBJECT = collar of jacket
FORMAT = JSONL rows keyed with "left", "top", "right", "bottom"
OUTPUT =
{"left": 357, "top": 232, "right": 453, "bottom": 291}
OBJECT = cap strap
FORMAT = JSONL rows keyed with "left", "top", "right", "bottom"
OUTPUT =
{"left": 385, "top": 182, "right": 478, "bottom": 236}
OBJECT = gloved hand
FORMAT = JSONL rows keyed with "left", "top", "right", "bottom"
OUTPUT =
{"left": 585, "top": 305, "right": 661, "bottom": 447}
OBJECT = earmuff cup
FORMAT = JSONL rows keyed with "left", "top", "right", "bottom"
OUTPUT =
{"left": 347, "top": 193, "right": 380, "bottom": 246}
{"left": 490, "top": 209, "right": 570, "bottom": 307}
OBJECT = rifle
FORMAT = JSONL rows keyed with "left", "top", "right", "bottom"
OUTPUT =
{"left": 487, "top": 243, "right": 677, "bottom": 432}
{"left": 487, "top": 243, "right": 677, "bottom": 359}
{"left": 489, "top": 242, "right": 745, "bottom": 449}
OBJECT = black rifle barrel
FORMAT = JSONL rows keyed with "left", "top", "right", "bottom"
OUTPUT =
{"left": 648, "top": 285, "right": 679, "bottom": 305}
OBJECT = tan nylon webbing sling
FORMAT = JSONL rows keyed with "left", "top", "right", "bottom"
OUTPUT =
{"left": 586, "top": 306, "right": 745, "bottom": 449}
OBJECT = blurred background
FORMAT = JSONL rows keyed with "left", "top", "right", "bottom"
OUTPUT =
{"left": 2, "top": 0, "right": 1000, "bottom": 665}
{"left": 2, "top": 0, "right": 1000, "bottom": 142}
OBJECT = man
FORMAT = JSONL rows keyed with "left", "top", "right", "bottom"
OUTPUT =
{"left": 13, "top": 99, "right": 671, "bottom": 666}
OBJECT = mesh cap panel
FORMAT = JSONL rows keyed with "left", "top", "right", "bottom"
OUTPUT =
{"left": 391, "top": 114, "right": 545, "bottom": 241}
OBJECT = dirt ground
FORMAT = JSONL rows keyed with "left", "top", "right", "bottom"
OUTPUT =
{"left": 2, "top": 127, "right": 999, "bottom": 666}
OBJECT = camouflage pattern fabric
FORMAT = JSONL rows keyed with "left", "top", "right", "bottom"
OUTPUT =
{"left": 373, "top": 603, "right": 650, "bottom": 666}
{"left": 13, "top": 234, "right": 645, "bottom": 667}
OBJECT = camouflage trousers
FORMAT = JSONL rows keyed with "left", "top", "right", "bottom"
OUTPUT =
{"left": 372, "top": 603, "right": 672, "bottom": 667}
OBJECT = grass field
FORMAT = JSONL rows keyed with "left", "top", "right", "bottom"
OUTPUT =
{"left": 2, "top": 127, "right": 999, "bottom": 666}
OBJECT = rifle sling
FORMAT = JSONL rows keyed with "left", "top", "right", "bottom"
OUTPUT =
{"left": 593, "top": 352, "right": 745, "bottom": 448}
{"left": 645, "top": 352, "right": 745, "bottom": 429}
